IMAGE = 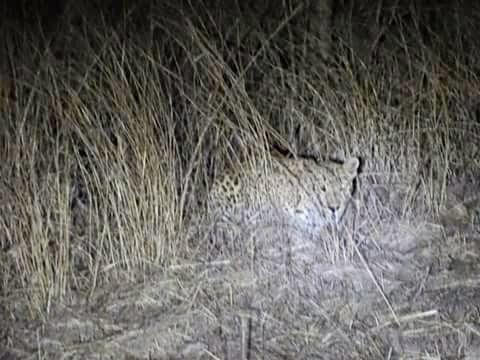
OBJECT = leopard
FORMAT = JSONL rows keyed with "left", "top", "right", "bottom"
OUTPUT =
{"left": 207, "top": 154, "right": 360, "bottom": 242}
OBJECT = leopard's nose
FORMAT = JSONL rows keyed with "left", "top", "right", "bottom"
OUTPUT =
{"left": 328, "top": 206, "right": 342, "bottom": 223}
{"left": 328, "top": 206, "right": 339, "bottom": 214}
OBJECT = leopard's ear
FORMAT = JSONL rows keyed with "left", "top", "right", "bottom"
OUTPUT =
{"left": 343, "top": 157, "right": 360, "bottom": 178}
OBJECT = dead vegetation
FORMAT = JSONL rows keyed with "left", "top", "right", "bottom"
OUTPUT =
{"left": 1, "top": 1, "right": 480, "bottom": 359}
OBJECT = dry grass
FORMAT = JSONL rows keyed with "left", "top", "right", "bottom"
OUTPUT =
{"left": 1, "top": 1, "right": 480, "bottom": 359}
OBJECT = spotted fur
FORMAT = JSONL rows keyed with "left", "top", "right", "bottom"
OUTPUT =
{"left": 208, "top": 154, "right": 360, "bottom": 240}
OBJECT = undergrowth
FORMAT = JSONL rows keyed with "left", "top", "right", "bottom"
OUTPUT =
{"left": 0, "top": 0, "right": 479, "bottom": 319}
